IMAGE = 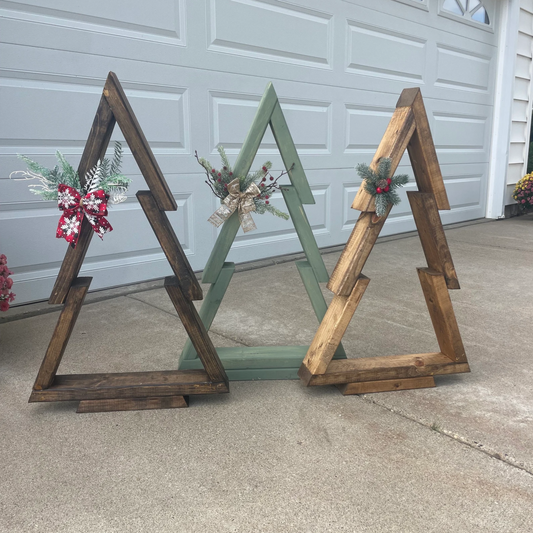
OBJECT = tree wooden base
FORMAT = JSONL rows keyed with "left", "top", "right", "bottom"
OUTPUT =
{"left": 298, "top": 87, "right": 470, "bottom": 396}
{"left": 179, "top": 345, "right": 346, "bottom": 380}
{"left": 336, "top": 376, "right": 436, "bottom": 395}
{"left": 76, "top": 396, "right": 189, "bottom": 413}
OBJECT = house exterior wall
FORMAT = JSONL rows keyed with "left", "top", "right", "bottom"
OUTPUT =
{"left": 506, "top": 0, "right": 533, "bottom": 205}
{"left": 1, "top": 0, "right": 501, "bottom": 305}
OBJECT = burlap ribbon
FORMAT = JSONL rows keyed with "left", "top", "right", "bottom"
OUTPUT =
{"left": 208, "top": 178, "right": 261, "bottom": 233}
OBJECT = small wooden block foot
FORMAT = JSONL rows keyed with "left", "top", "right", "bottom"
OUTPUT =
{"left": 336, "top": 376, "right": 435, "bottom": 395}
{"left": 76, "top": 395, "right": 189, "bottom": 413}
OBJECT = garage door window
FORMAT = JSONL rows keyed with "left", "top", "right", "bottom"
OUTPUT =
{"left": 442, "top": 0, "right": 490, "bottom": 25}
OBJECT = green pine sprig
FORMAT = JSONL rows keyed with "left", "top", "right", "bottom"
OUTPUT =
{"left": 11, "top": 141, "right": 131, "bottom": 203}
{"left": 196, "top": 145, "right": 289, "bottom": 221}
{"left": 357, "top": 158, "right": 409, "bottom": 217}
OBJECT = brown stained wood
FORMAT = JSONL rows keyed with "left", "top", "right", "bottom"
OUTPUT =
{"left": 49, "top": 94, "right": 116, "bottom": 304}
{"left": 417, "top": 268, "right": 467, "bottom": 363}
{"left": 299, "top": 276, "right": 370, "bottom": 383}
{"left": 327, "top": 207, "right": 390, "bottom": 296}
{"left": 164, "top": 277, "right": 228, "bottom": 386}
{"left": 29, "top": 370, "right": 228, "bottom": 402}
{"left": 307, "top": 352, "right": 470, "bottom": 386}
{"left": 103, "top": 72, "right": 176, "bottom": 211}
{"left": 408, "top": 192, "right": 459, "bottom": 289}
{"left": 352, "top": 106, "right": 416, "bottom": 212}
{"left": 407, "top": 90, "right": 450, "bottom": 210}
{"left": 137, "top": 191, "right": 202, "bottom": 301}
{"left": 33, "top": 278, "right": 92, "bottom": 391}
{"left": 77, "top": 395, "right": 189, "bottom": 413}
{"left": 337, "top": 376, "right": 435, "bottom": 395}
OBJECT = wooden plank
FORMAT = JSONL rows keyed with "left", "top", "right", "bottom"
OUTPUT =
{"left": 165, "top": 277, "right": 228, "bottom": 386}
{"left": 29, "top": 370, "right": 228, "bottom": 402}
{"left": 351, "top": 105, "right": 416, "bottom": 212}
{"left": 417, "top": 268, "right": 467, "bottom": 363}
{"left": 137, "top": 191, "right": 202, "bottom": 301}
{"left": 33, "top": 277, "right": 92, "bottom": 391}
{"left": 307, "top": 352, "right": 470, "bottom": 386}
{"left": 183, "top": 345, "right": 310, "bottom": 368}
{"left": 337, "top": 376, "right": 435, "bottom": 395}
{"left": 299, "top": 275, "right": 370, "bottom": 383}
{"left": 181, "top": 262, "right": 235, "bottom": 361}
{"left": 282, "top": 186, "right": 328, "bottom": 282}
{"left": 103, "top": 72, "right": 176, "bottom": 211}
{"left": 202, "top": 83, "right": 279, "bottom": 283}
{"left": 49, "top": 94, "right": 116, "bottom": 304}
{"left": 77, "top": 396, "right": 189, "bottom": 413}
{"left": 270, "top": 101, "right": 314, "bottom": 204}
{"left": 327, "top": 208, "right": 390, "bottom": 296}
{"left": 408, "top": 192, "right": 459, "bottom": 289}
{"left": 296, "top": 261, "right": 346, "bottom": 358}
{"left": 406, "top": 89, "right": 450, "bottom": 210}
{"left": 202, "top": 212, "right": 241, "bottom": 284}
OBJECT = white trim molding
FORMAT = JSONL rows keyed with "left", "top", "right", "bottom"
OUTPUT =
{"left": 487, "top": 0, "right": 521, "bottom": 218}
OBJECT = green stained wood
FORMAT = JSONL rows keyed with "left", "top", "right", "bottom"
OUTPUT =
{"left": 270, "top": 102, "right": 314, "bottom": 204}
{"left": 181, "top": 262, "right": 235, "bottom": 361}
{"left": 296, "top": 261, "right": 346, "bottom": 359}
{"left": 187, "top": 81, "right": 333, "bottom": 380}
{"left": 179, "top": 345, "right": 311, "bottom": 380}
{"left": 202, "top": 82, "right": 316, "bottom": 283}
{"left": 202, "top": 212, "right": 240, "bottom": 284}
{"left": 282, "top": 186, "right": 328, "bottom": 283}
{"left": 202, "top": 84, "right": 278, "bottom": 283}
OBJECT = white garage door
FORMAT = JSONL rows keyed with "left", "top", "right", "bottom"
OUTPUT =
{"left": 0, "top": 0, "right": 499, "bottom": 304}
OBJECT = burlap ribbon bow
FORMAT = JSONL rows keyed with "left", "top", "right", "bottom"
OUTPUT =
{"left": 56, "top": 184, "right": 112, "bottom": 248}
{"left": 208, "top": 178, "right": 261, "bottom": 233}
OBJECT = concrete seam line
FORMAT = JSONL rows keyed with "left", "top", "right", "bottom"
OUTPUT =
{"left": 360, "top": 395, "right": 533, "bottom": 477}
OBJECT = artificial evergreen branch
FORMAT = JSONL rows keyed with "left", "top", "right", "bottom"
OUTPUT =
{"left": 195, "top": 145, "right": 290, "bottom": 220}
{"left": 357, "top": 157, "right": 409, "bottom": 217}
{"left": 11, "top": 142, "right": 131, "bottom": 204}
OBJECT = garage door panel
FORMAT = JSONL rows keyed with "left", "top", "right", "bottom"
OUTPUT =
{"left": 209, "top": 91, "right": 332, "bottom": 156}
{"left": 1, "top": 0, "right": 499, "bottom": 304}
{"left": 426, "top": 99, "right": 491, "bottom": 166}
{"left": 226, "top": 181, "right": 333, "bottom": 265}
{"left": 0, "top": 1, "right": 185, "bottom": 63}
{"left": 346, "top": 20, "right": 427, "bottom": 83}
{"left": 435, "top": 44, "right": 492, "bottom": 93}
{"left": 209, "top": 0, "right": 333, "bottom": 69}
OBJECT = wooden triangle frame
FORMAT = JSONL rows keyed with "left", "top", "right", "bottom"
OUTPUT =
{"left": 298, "top": 88, "right": 470, "bottom": 395}
{"left": 29, "top": 72, "right": 229, "bottom": 412}
{"left": 179, "top": 82, "right": 346, "bottom": 380}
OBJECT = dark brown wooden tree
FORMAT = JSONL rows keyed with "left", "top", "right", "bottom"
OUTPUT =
{"left": 29, "top": 72, "right": 228, "bottom": 413}
{"left": 298, "top": 88, "right": 470, "bottom": 395}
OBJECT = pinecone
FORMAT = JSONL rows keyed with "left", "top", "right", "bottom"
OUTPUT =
{"left": 377, "top": 179, "right": 388, "bottom": 189}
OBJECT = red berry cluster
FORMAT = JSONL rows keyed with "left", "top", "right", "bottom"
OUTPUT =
{"left": 376, "top": 178, "right": 392, "bottom": 194}
{"left": 258, "top": 165, "right": 284, "bottom": 204}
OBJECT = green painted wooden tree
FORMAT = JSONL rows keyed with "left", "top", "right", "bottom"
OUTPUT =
{"left": 179, "top": 83, "right": 345, "bottom": 380}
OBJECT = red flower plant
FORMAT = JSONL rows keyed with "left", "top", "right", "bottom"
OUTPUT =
{"left": 0, "top": 254, "right": 16, "bottom": 312}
